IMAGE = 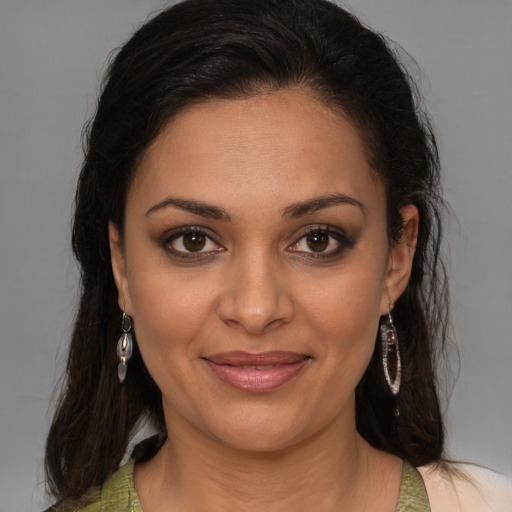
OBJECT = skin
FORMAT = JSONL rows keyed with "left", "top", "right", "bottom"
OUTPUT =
{"left": 110, "top": 87, "right": 419, "bottom": 512}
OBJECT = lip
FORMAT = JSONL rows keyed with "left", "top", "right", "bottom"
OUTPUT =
{"left": 202, "top": 351, "right": 310, "bottom": 392}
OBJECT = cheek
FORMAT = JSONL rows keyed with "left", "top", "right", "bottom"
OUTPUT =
{"left": 125, "top": 261, "right": 217, "bottom": 377}
{"left": 302, "top": 267, "right": 384, "bottom": 333}
{"left": 298, "top": 265, "right": 384, "bottom": 373}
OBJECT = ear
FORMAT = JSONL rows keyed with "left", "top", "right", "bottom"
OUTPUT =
{"left": 108, "top": 221, "right": 133, "bottom": 315}
{"left": 380, "top": 205, "right": 419, "bottom": 314}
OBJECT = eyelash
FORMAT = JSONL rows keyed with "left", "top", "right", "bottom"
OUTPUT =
{"left": 287, "top": 226, "right": 352, "bottom": 260}
{"left": 162, "top": 225, "right": 352, "bottom": 261}
{"left": 163, "top": 226, "right": 224, "bottom": 260}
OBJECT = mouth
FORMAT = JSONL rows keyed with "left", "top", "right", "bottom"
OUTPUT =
{"left": 202, "top": 351, "right": 311, "bottom": 392}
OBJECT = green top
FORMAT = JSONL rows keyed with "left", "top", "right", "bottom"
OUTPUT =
{"left": 396, "top": 463, "right": 431, "bottom": 511}
{"left": 49, "top": 459, "right": 430, "bottom": 512}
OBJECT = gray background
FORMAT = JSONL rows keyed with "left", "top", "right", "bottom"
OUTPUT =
{"left": 1, "top": 1, "right": 511, "bottom": 510}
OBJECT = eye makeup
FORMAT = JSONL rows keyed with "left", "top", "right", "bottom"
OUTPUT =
{"left": 287, "top": 224, "right": 356, "bottom": 261}
{"left": 161, "top": 226, "right": 225, "bottom": 260}
{"left": 158, "top": 222, "right": 356, "bottom": 264}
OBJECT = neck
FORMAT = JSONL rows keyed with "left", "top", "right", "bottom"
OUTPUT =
{"left": 134, "top": 411, "right": 401, "bottom": 512}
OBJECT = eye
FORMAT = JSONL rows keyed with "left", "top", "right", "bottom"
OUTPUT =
{"left": 303, "top": 231, "right": 330, "bottom": 252}
{"left": 287, "top": 226, "right": 349, "bottom": 257}
{"left": 165, "top": 228, "right": 224, "bottom": 257}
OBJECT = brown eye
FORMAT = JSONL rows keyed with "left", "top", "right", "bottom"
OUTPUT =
{"left": 166, "top": 228, "right": 223, "bottom": 256}
{"left": 182, "top": 232, "right": 206, "bottom": 252}
{"left": 306, "top": 232, "right": 329, "bottom": 252}
{"left": 287, "top": 226, "right": 350, "bottom": 259}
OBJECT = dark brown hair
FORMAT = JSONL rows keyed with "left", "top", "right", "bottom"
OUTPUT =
{"left": 46, "top": 0, "right": 449, "bottom": 503}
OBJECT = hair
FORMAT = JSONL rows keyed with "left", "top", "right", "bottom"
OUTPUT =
{"left": 46, "top": 0, "right": 449, "bottom": 504}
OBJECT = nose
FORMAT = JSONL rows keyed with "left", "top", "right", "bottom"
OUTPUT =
{"left": 217, "top": 251, "right": 294, "bottom": 335}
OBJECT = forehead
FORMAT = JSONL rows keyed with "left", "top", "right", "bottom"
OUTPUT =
{"left": 130, "top": 87, "right": 385, "bottom": 215}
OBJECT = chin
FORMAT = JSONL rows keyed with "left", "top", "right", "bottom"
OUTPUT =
{"left": 198, "top": 403, "right": 320, "bottom": 455}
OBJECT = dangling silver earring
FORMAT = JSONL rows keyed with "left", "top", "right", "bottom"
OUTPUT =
{"left": 380, "top": 306, "right": 401, "bottom": 396}
{"left": 117, "top": 312, "right": 133, "bottom": 384}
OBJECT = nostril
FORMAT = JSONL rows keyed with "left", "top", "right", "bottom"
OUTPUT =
{"left": 264, "top": 317, "right": 288, "bottom": 331}
{"left": 215, "top": 265, "right": 295, "bottom": 333}
{"left": 217, "top": 301, "right": 293, "bottom": 335}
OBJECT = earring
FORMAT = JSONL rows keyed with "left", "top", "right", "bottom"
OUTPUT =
{"left": 379, "top": 306, "right": 401, "bottom": 396}
{"left": 117, "top": 312, "right": 133, "bottom": 384}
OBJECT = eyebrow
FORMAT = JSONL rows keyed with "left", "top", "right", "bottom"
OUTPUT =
{"left": 282, "top": 193, "right": 367, "bottom": 218}
{"left": 145, "top": 197, "right": 231, "bottom": 221}
{"left": 145, "top": 192, "right": 366, "bottom": 221}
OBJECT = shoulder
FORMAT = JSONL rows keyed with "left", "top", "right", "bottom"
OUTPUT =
{"left": 44, "top": 460, "right": 141, "bottom": 512}
{"left": 419, "top": 462, "right": 512, "bottom": 512}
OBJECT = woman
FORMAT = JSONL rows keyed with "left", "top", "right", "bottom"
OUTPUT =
{"left": 44, "top": 0, "right": 511, "bottom": 510}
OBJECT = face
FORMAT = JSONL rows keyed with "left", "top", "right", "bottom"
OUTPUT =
{"left": 110, "top": 88, "right": 417, "bottom": 452}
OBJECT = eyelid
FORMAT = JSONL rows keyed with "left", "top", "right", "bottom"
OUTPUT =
{"left": 160, "top": 224, "right": 353, "bottom": 261}
{"left": 287, "top": 224, "right": 353, "bottom": 258}
{"left": 163, "top": 226, "right": 225, "bottom": 258}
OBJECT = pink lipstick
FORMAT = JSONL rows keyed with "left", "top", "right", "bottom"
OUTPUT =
{"left": 203, "top": 351, "right": 310, "bottom": 392}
